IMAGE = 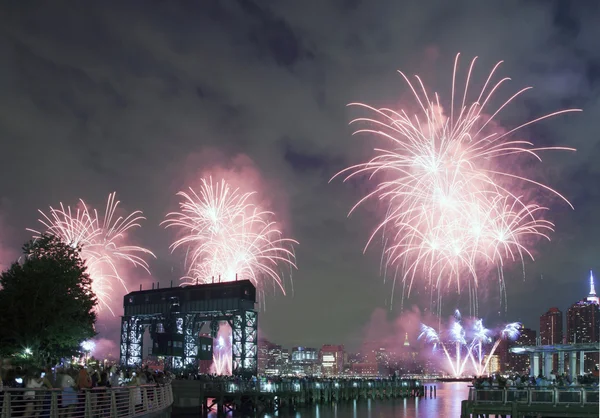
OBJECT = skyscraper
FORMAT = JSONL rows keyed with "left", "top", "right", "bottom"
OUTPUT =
{"left": 508, "top": 327, "right": 536, "bottom": 374}
{"left": 540, "top": 307, "right": 562, "bottom": 372}
{"left": 540, "top": 307, "right": 563, "bottom": 345}
{"left": 258, "top": 338, "right": 285, "bottom": 375}
{"left": 566, "top": 271, "right": 600, "bottom": 372}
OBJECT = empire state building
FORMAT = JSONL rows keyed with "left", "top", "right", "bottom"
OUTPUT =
{"left": 566, "top": 270, "right": 600, "bottom": 372}
{"left": 586, "top": 270, "right": 600, "bottom": 305}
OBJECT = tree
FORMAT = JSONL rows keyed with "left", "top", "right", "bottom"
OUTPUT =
{"left": 0, "top": 234, "right": 97, "bottom": 366}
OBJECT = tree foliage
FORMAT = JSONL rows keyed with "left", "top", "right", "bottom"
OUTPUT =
{"left": 0, "top": 234, "right": 97, "bottom": 365}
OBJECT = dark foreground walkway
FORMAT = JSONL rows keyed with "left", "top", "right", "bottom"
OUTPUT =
{"left": 460, "top": 386, "right": 599, "bottom": 418}
{"left": 0, "top": 382, "right": 173, "bottom": 418}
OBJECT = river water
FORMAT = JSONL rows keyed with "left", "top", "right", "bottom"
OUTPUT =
{"left": 206, "top": 381, "right": 470, "bottom": 417}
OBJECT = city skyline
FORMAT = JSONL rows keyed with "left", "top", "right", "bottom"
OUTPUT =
{"left": 254, "top": 275, "right": 599, "bottom": 377}
{"left": 258, "top": 273, "right": 597, "bottom": 360}
{"left": 2, "top": 2, "right": 600, "bottom": 355}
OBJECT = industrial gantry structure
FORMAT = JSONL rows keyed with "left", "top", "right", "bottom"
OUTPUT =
{"left": 119, "top": 280, "right": 258, "bottom": 377}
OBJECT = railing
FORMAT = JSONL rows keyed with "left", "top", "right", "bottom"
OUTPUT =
{"left": 0, "top": 383, "right": 173, "bottom": 418}
{"left": 188, "top": 379, "right": 417, "bottom": 394}
{"left": 469, "top": 386, "right": 599, "bottom": 407}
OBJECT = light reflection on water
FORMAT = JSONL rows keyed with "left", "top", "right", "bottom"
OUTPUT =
{"left": 207, "top": 382, "right": 469, "bottom": 417}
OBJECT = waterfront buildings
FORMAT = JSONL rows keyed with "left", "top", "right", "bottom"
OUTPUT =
{"left": 484, "top": 354, "right": 500, "bottom": 374}
{"left": 540, "top": 307, "right": 563, "bottom": 371}
{"left": 348, "top": 349, "right": 378, "bottom": 377}
{"left": 258, "top": 338, "right": 287, "bottom": 375}
{"left": 540, "top": 307, "right": 563, "bottom": 346}
{"left": 530, "top": 271, "right": 600, "bottom": 376}
{"left": 397, "top": 333, "right": 421, "bottom": 375}
{"left": 290, "top": 346, "right": 319, "bottom": 375}
{"left": 508, "top": 327, "right": 537, "bottom": 374}
{"left": 320, "top": 344, "right": 345, "bottom": 376}
{"left": 253, "top": 272, "right": 600, "bottom": 379}
{"left": 566, "top": 271, "right": 600, "bottom": 372}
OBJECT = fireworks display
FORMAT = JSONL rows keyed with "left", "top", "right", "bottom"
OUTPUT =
{"left": 31, "top": 193, "right": 155, "bottom": 315}
{"left": 335, "top": 54, "right": 580, "bottom": 300}
{"left": 163, "top": 177, "right": 297, "bottom": 375}
{"left": 419, "top": 310, "right": 521, "bottom": 377}
{"left": 163, "top": 177, "right": 297, "bottom": 291}
{"left": 212, "top": 326, "right": 233, "bottom": 375}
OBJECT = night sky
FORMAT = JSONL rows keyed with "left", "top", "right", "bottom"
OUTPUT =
{"left": 1, "top": 1, "right": 599, "bottom": 355}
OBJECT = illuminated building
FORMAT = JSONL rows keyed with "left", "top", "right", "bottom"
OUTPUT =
{"left": 281, "top": 349, "right": 290, "bottom": 373}
{"left": 257, "top": 338, "right": 271, "bottom": 374}
{"left": 484, "top": 354, "right": 500, "bottom": 375}
{"left": 496, "top": 339, "right": 510, "bottom": 373}
{"left": 508, "top": 327, "right": 536, "bottom": 374}
{"left": 290, "top": 346, "right": 319, "bottom": 375}
{"left": 320, "top": 345, "right": 344, "bottom": 376}
{"left": 258, "top": 338, "right": 286, "bottom": 375}
{"left": 351, "top": 362, "right": 378, "bottom": 376}
{"left": 566, "top": 271, "right": 600, "bottom": 373}
{"left": 540, "top": 307, "right": 563, "bottom": 372}
{"left": 347, "top": 351, "right": 378, "bottom": 377}
{"left": 292, "top": 346, "right": 318, "bottom": 362}
{"left": 586, "top": 270, "right": 599, "bottom": 305}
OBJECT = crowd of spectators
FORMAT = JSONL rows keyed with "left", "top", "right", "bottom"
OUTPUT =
{"left": 472, "top": 370, "right": 599, "bottom": 389}
{"left": 0, "top": 364, "right": 172, "bottom": 417}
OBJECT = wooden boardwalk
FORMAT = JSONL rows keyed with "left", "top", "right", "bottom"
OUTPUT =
{"left": 172, "top": 378, "right": 424, "bottom": 416}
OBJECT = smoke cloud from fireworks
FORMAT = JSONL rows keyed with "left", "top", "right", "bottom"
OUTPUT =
{"left": 30, "top": 192, "right": 156, "bottom": 315}
{"left": 334, "top": 53, "right": 580, "bottom": 305}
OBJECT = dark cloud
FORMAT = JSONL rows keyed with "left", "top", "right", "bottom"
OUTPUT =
{"left": 1, "top": 1, "right": 599, "bottom": 355}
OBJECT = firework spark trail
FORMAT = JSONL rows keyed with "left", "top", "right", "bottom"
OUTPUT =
{"left": 479, "top": 322, "right": 522, "bottom": 374}
{"left": 420, "top": 311, "right": 521, "bottom": 377}
{"left": 163, "top": 177, "right": 298, "bottom": 293}
{"left": 468, "top": 319, "right": 491, "bottom": 374}
{"left": 448, "top": 310, "right": 467, "bottom": 375}
{"left": 419, "top": 324, "right": 460, "bottom": 376}
{"left": 30, "top": 192, "right": 155, "bottom": 315}
{"left": 334, "top": 53, "right": 580, "bottom": 304}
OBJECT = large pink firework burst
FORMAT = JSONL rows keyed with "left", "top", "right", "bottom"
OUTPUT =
{"left": 30, "top": 192, "right": 155, "bottom": 314}
{"left": 163, "top": 177, "right": 297, "bottom": 294}
{"left": 334, "top": 53, "right": 580, "bottom": 302}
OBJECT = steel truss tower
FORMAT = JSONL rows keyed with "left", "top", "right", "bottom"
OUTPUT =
{"left": 119, "top": 280, "right": 258, "bottom": 376}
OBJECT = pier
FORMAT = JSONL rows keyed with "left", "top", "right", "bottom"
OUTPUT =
{"left": 460, "top": 386, "right": 599, "bottom": 418}
{"left": 172, "top": 378, "right": 424, "bottom": 416}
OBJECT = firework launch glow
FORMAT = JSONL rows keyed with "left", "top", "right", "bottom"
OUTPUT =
{"left": 30, "top": 192, "right": 155, "bottom": 315}
{"left": 212, "top": 326, "right": 233, "bottom": 375}
{"left": 334, "top": 53, "right": 580, "bottom": 301}
{"left": 163, "top": 177, "right": 298, "bottom": 292}
{"left": 419, "top": 310, "right": 521, "bottom": 377}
